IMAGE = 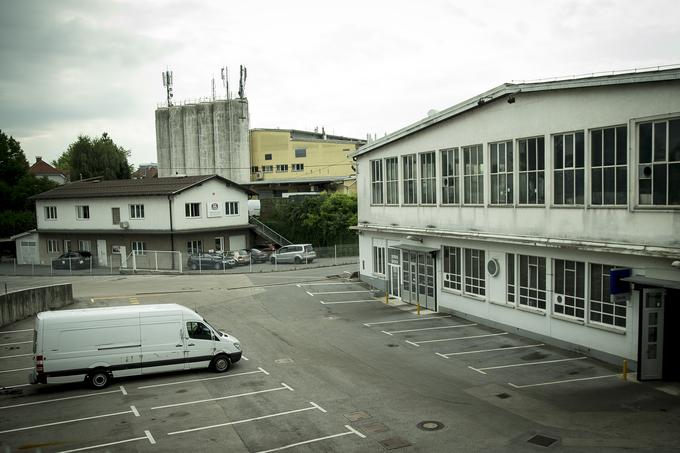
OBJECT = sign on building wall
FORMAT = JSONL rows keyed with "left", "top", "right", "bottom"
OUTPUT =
{"left": 207, "top": 202, "right": 222, "bottom": 218}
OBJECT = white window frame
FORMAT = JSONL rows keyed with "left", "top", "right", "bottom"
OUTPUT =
{"left": 47, "top": 239, "right": 60, "bottom": 253}
{"left": 637, "top": 116, "right": 680, "bottom": 207}
{"left": 419, "top": 151, "right": 436, "bottom": 205}
{"left": 292, "top": 163, "right": 304, "bottom": 172}
{"left": 372, "top": 245, "right": 386, "bottom": 276}
{"left": 442, "top": 245, "right": 462, "bottom": 292}
{"left": 225, "top": 201, "right": 239, "bottom": 216}
{"left": 76, "top": 205, "right": 90, "bottom": 220}
{"left": 129, "top": 204, "right": 145, "bottom": 219}
{"left": 385, "top": 157, "right": 399, "bottom": 205}
{"left": 131, "top": 241, "right": 146, "bottom": 255}
{"left": 589, "top": 263, "right": 626, "bottom": 328}
{"left": 187, "top": 240, "right": 202, "bottom": 254}
{"left": 590, "top": 125, "right": 628, "bottom": 206}
{"left": 517, "top": 137, "right": 545, "bottom": 205}
{"left": 517, "top": 254, "right": 547, "bottom": 311}
{"left": 553, "top": 131, "right": 585, "bottom": 206}
{"left": 276, "top": 164, "right": 289, "bottom": 172}
{"left": 185, "top": 202, "right": 201, "bottom": 218}
{"left": 44, "top": 206, "right": 58, "bottom": 220}
{"left": 370, "top": 159, "right": 384, "bottom": 205}
{"left": 462, "top": 144, "right": 484, "bottom": 205}
{"left": 263, "top": 165, "right": 274, "bottom": 173}
{"left": 402, "top": 154, "right": 417, "bottom": 205}
{"left": 553, "top": 259, "right": 586, "bottom": 320}
{"left": 463, "top": 248, "right": 486, "bottom": 296}
{"left": 489, "top": 141, "right": 514, "bottom": 205}
{"left": 441, "top": 148, "right": 460, "bottom": 205}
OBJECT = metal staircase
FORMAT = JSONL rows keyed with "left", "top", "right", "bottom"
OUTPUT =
{"left": 249, "top": 216, "right": 292, "bottom": 246}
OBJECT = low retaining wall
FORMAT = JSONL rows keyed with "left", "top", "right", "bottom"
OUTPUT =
{"left": 0, "top": 284, "right": 73, "bottom": 326}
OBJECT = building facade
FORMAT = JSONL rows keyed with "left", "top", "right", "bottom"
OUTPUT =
{"left": 30, "top": 175, "right": 253, "bottom": 268}
{"left": 155, "top": 99, "right": 250, "bottom": 183}
{"left": 354, "top": 68, "right": 680, "bottom": 380}
{"left": 248, "top": 128, "right": 364, "bottom": 197}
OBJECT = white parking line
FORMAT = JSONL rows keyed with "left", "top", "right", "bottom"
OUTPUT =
{"left": 306, "top": 291, "right": 314, "bottom": 296}
{"left": 0, "top": 388, "right": 123, "bottom": 410}
{"left": 168, "top": 401, "right": 325, "bottom": 436}
{"left": 383, "top": 323, "right": 477, "bottom": 335}
{"left": 0, "top": 341, "right": 32, "bottom": 347}
{"left": 300, "top": 282, "right": 363, "bottom": 287}
{"left": 508, "top": 374, "right": 619, "bottom": 388}
{"left": 56, "top": 430, "right": 157, "bottom": 453}
{"left": 310, "top": 290, "right": 371, "bottom": 295}
{"left": 437, "top": 343, "right": 545, "bottom": 357}
{"left": 151, "top": 383, "right": 294, "bottom": 410}
{"left": 0, "top": 406, "right": 138, "bottom": 434}
{"left": 0, "top": 329, "right": 32, "bottom": 334}
{"left": 137, "top": 368, "right": 266, "bottom": 389}
{"left": 409, "top": 332, "right": 508, "bottom": 346}
{"left": 0, "top": 353, "right": 32, "bottom": 359}
{"left": 256, "top": 425, "right": 366, "bottom": 453}
{"left": 469, "top": 356, "right": 588, "bottom": 375}
{"left": 0, "top": 383, "right": 31, "bottom": 389}
{"left": 363, "top": 315, "right": 452, "bottom": 326}
{"left": 0, "top": 367, "right": 32, "bottom": 374}
{"left": 320, "top": 300, "right": 375, "bottom": 305}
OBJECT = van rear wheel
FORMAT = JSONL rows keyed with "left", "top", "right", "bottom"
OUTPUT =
{"left": 211, "top": 355, "right": 230, "bottom": 373}
{"left": 87, "top": 369, "right": 111, "bottom": 389}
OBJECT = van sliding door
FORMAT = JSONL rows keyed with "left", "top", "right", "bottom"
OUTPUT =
{"left": 140, "top": 320, "right": 185, "bottom": 374}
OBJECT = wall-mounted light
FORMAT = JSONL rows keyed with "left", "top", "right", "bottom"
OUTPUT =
{"left": 507, "top": 96, "right": 516, "bottom": 104}
{"left": 405, "top": 235, "right": 423, "bottom": 243}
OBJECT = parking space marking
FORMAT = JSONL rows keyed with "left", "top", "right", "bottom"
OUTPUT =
{"left": 468, "top": 356, "right": 588, "bottom": 375}
{"left": 382, "top": 323, "right": 477, "bottom": 336}
{"left": 0, "top": 353, "right": 32, "bottom": 359}
{"left": 0, "top": 367, "right": 32, "bottom": 374}
{"left": 0, "top": 406, "right": 139, "bottom": 434}
{"left": 0, "top": 340, "right": 31, "bottom": 347}
{"left": 306, "top": 291, "right": 314, "bottom": 296}
{"left": 151, "top": 383, "right": 294, "bottom": 410}
{"left": 56, "top": 430, "right": 157, "bottom": 453}
{"left": 298, "top": 282, "right": 361, "bottom": 287}
{"left": 508, "top": 374, "right": 619, "bottom": 388}
{"left": 167, "top": 401, "right": 326, "bottom": 436}
{"left": 321, "top": 300, "right": 376, "bottom": 305}
{"left": 309, "top": 290, "right": 371, "bottom": 295}
{"left": 137, "top": 368, "right": 267, "bottom": 389}
{"left": 256, "top": 424, "right": 366, "bottom": 453}
{"left": 0, "top": 329, "right": 32, "bottom": 334}
{"left": 0, "top": 387, "right": 124, "bottom": 410}
{"left": 0, "top": 383, "right": 31, "bottom": 389}
{"left": 408, "top": 332, "right": 508, "bottom": 347}
{"left": 436, "top": 343, "right": 545, "bottom": 358}
{"left": 363, "top": 315, "right": 452, "bottom": 327}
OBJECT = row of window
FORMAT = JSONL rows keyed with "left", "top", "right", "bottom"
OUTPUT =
{"left": 251, "top": 164, "right": 305, "bottom": 173}
{"left": 261, "top": 148, "right": 307, "bottom": 161}
{"left": 47, "top": 239, "right": 213, "bottom": 257}
{"left": 47, "top": 239, "right": 91, "bottom": 253}
{"left": 44, "top": 202, "right": 241, "bottom": 222}
{"left": 370, "top": 117, "right": 680, "bottom": 207}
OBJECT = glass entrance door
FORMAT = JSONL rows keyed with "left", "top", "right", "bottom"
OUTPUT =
{"left": 401, "top": 251, "right": 436, "bottom": 310}
{"left": 641, "top": 288, "right": 665, "bottom": 380}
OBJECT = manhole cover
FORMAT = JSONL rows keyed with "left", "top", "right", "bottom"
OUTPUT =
{"left": 344, "top": 411, "right": 371, "bottom": 422}
{"left": 360, "top": 422, "right": 389, "bottom": 433}
{"left": 379, "top": 436, "right": 412, "bottom": 450}
{"left": 496, "top": 393, "right": 511, "bottom": 399}
{"left": 416, "top": 420, "right": 445, "bottom": 431}
{"left": 527, "top": 434, "right": 558, "bottom": 447}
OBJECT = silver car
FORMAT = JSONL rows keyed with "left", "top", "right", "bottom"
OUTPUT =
{"left": 270, "top": 244, "right": 316, "bottom": 264}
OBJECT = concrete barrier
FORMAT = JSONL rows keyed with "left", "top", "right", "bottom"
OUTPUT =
{"left": 0, "top": 284, "right": 73, "bottom": 326}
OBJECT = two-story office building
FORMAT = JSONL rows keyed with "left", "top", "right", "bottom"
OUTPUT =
{"left": 30, "top": 175, "right": 253, "bottom": 268}
{"left": 354, "top": 68, "right": 680, "bottom": 380}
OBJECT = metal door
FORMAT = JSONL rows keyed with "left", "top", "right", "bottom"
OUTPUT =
{"left": 97, "top": 240, "right": 107, "bottom": 266}
{"left": 388, "top": 264, "right": 401, "bottom": 299}
{"left": 641, "top": 288, "right": 665, "bottom": 380}
{"left": 400, "top": 251, "right": 436, "bottom": 310}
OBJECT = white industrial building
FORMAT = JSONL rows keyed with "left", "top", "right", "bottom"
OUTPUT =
{"left": 353, "top": 68, "right": 680, "bottom": 381}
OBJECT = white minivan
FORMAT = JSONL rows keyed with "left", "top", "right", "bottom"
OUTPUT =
{"left": 29, "top": 304, "right": 242, "bottom": 389}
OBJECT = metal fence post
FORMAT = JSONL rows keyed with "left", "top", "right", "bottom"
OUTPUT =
{"left": 155, "top": 252, "right": 159, "bottom": 271}
{"left": 132, "top": 252, "right": 137, "bottom": 272}
{"left": 179, "top": 252, "right": 183, "bottom": 273}
{"left": 334, "top": 245, "right": 337, "bottom": 265}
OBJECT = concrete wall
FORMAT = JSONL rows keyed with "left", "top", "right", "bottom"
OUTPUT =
{"left": 157, "top": 99, "right": 250, "bottom": 182}
{"left": 0, "top": 284, "right": 73, "bottom": 326}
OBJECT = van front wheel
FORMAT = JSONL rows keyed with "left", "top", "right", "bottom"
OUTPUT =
{"left": 87, "top": 369, "right": 110, "bottom": 389}
{"left": 211, "top": 355, "right": 230, "bottom": 373}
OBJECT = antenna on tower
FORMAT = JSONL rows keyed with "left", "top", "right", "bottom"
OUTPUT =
{"left": 238, "top": 65, "right": 247, "bottom": 99}
{"left": 162, "top": 69, "right": 174, "bottom": 106}
{"left": 211, "top": 74, "right": 216, "bottom": 101}
{"left": 220, "top": 66, "right": 230, "bottom": 100}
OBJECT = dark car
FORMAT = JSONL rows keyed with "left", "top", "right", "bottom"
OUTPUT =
{"left": 187, "top": 253, "right": 236, "bottom": 270}
{"left": 249, "top": 248, "right": 269, "bottom": 263}
{"left": 51, "top": 251, "right": 93, "bottom": 270}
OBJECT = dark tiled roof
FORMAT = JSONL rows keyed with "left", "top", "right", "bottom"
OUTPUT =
{"left": 29, "top": 159, "right": 65, "bottom": 176}
{"left": 30, "top": 175, "right": 253, "bottom": 200}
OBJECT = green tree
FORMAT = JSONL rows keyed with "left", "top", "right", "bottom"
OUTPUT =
{"left": 56, "top": 132, "right": 132, "bottom": 180}
{"left": 0, "top": 130, "right": 58, "bottom": 237}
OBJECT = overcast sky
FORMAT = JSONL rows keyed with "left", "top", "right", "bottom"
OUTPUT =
{"left": 1, "top": 0, "right": 679, "bottom": 167}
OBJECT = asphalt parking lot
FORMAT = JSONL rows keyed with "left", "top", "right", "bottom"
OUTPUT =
{"left": 1, "top": 270, "right": 680, "bottom": 452}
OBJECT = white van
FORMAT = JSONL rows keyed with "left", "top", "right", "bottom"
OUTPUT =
{"left": 28, "top": 304, "right": 242, "bottom": 389}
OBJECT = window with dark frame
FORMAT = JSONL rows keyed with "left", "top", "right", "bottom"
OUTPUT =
{"left": 463, "top": 145, "right": 484, "bottom": 204}
{"left": 441, "top": 148, "right": 460, "bottom": 205}
{"left": 591, "top": 126, "right": 628, "bottom": 205}
{"left": 264, "top": 154, "right": 272, "bottom": 160}
{"left": 490, "top": 141, "right": 514, "bottom": 205}
{"left": 554, "top": 132, "right": 584, "bottom": 205}
{"left": 295, "top": 148, "right": 307, "bottom": 158}
{"left": 638, "top": 117, "right": 680, "bottom": 206}
{"left": 506, "top": 253, "right": 516, "bottom": 303}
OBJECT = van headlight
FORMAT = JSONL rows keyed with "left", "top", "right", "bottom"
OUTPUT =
{"left": 234, "top": 342, "right": 241, "bottom": 350}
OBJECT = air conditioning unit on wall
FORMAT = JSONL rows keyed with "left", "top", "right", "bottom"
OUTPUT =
{"left": 120, "top": 221, "right": 129, "bottom": 229}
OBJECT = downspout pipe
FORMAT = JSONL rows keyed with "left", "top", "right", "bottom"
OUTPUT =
{"left": 168, "top": 195, "right": 175, "bottom": 268}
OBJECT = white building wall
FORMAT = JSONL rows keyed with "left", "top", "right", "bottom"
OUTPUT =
{"left": 171, "top": 179, "right": 249, "bottom": 230}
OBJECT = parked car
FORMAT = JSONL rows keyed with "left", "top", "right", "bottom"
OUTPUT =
{"left": 187, "top": 253, "right": 236, "bottom": 270}
{"left": 51, "top": 251, "right": 92, "bottom": 270}
{"left": 270, "top": 244, "right": 316, "bottom": 264}
{"left": 249, "top": 248, "right": 270, "bottom": 263}
{"left": 226, "top": 249, "right": 251, "bottom": 265}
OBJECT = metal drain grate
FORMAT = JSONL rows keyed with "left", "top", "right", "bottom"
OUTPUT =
{"left": 379, "top": 436, "right": 412, "bottom": 450}
{"left": 527, "top": 434, "right": 558, "bottom": 447}
{"left": 496, "top": 392, "right": 511, "bottom": 399}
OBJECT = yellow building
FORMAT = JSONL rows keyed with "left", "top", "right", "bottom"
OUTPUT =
{"left": 249, "top": 128, "right": 365, "bottom": 197}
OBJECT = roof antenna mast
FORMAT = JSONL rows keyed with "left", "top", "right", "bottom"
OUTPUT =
{"left": 162, "top": 69, "right": 174, "bottom": 106}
